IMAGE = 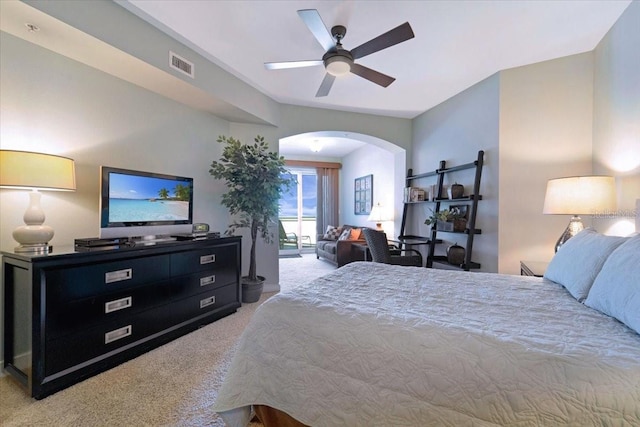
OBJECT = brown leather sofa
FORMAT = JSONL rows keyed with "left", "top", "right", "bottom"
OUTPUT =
{"left": 315, "top": 225, "right": 367, "bottom": 267}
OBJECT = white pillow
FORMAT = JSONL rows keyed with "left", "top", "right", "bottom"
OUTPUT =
{"left": 543, "top": 229, "right": 628, "bottom": 302}
{"left": 585, "top": 235, "right": 640, "bottom": 335}
{"left": 338, "top": 228, "right": 353, "bottom": 241}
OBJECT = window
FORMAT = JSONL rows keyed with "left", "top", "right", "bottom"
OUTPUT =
{"left": 279, "top": 169, "right": 317, "bottom": 253}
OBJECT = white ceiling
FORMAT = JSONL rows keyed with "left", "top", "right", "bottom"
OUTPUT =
{"left": 120, "top": 0, "right": 630, "bottom": 121}
{"left": 117, "top": 0, "right": 631, "bottom": 158}
{"left": 279, "top": 133, "right": 367, "bottom": 158}
{"left": 3, "top": 1, "right": 630, "bottom": 159}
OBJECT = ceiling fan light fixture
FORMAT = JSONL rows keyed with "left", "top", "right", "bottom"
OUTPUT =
{"left": 309, "top": 140, "right": 323, "bottom": 152}
{"left": 325, "top": 56, "right": 351, "bottom": 76}
{"left": 266, "top": 10, "right": 414, "bottom": 96}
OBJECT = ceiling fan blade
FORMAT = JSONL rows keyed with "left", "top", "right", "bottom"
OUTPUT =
{"left": 350, "top": 63, "right": 395, "bottom": 87}
{"left": 350, "top": 22, "right": 414, "bottom": 60}
{"left": 315, "top": 73, "right": 336, "bottom": 97}
{"left": 265, "top": 60, "right": 323, "bottom": 70}
{"left": 298, "top": 9, "right": 335, "bottom": 52}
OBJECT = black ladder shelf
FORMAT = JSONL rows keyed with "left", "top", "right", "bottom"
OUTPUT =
{"left": 399, "top": 150, "right": 484, "bottom": 271}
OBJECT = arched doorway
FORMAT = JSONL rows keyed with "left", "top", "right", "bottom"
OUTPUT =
{"left": 278, "top": 131, "right": 406, "bottom": 258}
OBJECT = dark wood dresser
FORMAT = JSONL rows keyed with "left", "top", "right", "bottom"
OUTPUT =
{"left": 2, "top": 236, "right": 241, "bottom": 399}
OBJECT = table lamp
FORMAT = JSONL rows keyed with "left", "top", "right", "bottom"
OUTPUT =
{"left": 543, "top": 175, "right": 616, "bottom": 252}
{"left": 0, "top": 150, "right": 76, "bottom": 253}
{"left": 368, "top": 203, "right": 391, "bottom": 231}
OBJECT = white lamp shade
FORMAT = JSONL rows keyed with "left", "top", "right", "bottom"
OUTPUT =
{"left": 543, "top": 176, "right": 616, "bottom": 215}
{"left": 368, "top": 204, "right": 391, "bottom": 222}
{"left": 0, "top": 150, "right": 76, "bottom": 253}
{"left": 0, "top": 150, "right": 76, "bottom": 191}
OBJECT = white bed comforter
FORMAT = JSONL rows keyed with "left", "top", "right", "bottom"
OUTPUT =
{"left": 213, "top": 262, "right": 640, "bottom": 426}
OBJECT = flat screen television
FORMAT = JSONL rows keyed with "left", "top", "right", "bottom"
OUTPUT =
{"left": 99, "top": 166, "right": 194, "bottom": 239}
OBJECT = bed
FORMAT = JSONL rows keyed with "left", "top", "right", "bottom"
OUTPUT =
{"left": 213, "top": 229, "right": 640, "bottom": 426}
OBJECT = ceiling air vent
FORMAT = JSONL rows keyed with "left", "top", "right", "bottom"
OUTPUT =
{"left": 169, "top": 51, "right": 194, "bottom": 78}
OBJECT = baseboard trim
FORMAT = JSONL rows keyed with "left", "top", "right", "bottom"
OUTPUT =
{"left": 263, "top": 283, "right": 280, "bottom": 293}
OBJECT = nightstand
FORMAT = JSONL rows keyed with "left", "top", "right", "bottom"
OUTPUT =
{"left": 520, "top": 260, "right": 549, "bottom": 277}
{"left": 352, "top": 242, "right": 370, "bottom": 261}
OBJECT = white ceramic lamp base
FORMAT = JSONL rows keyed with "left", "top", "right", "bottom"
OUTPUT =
{"left": 13, "top": 190, "right": 54, "bottom": 253}
{"left": 13, "top": 225, "right": 54, "bottom": 253}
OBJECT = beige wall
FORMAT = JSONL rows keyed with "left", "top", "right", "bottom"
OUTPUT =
{"left": 592, "top": 0, "right": 640, "bottom": 236}
{"left": 498, "top": 53, "right": 595, "bottom": 273}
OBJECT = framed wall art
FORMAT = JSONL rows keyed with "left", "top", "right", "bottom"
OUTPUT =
{"left": 354, "top": 174, "right": 373, "bottom": 215}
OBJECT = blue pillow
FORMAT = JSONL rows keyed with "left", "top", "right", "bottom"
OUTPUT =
{"left": 543, "top": 229, "right": 628, "bottom": 302}
{"left": 585, "top": 235, "right": 640, "bottom": 335}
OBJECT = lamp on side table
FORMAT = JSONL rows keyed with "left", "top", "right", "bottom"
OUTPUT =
{"left": 0, "top": 150, "right": 76, "bottom": 253}
{"left": 543, "top": 175, "right": 616, "bottom": 252}
{"left": 368, "top": 203, "right": 391, "bottom": 231}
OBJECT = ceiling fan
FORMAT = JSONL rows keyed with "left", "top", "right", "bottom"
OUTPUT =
{"left": 265, "top": 9, "right": 415, "bottom": 97}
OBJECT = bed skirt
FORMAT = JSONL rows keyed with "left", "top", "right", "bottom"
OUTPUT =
{"left": 254, "top": 405, "right": 308, "bottom": 427}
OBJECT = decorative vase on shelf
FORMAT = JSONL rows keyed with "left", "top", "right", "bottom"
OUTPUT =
{"left": 447, "top": 244, "right": 466, "bottom": 266}
{"left": 451, "top": 183, "right": 464, "bottom": 199}
{"left": 453, "top": 218, "right": 467, "bottom": 232}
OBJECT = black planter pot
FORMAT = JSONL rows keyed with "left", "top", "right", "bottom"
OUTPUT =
{"left": 241, "top": 276, "right": 265, "bottom": 303}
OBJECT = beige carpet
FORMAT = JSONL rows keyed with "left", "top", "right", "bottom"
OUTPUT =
{"left": 0, "top": 254, "right": 335, "bottom": 426}
{"left": 278, "top": 252, "right": 336, "bottom": 293}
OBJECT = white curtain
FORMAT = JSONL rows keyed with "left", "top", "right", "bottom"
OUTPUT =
{"left": 316, "top": 167, "right": 340, "bottom": 236}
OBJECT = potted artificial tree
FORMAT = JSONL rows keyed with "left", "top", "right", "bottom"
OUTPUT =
{"left": 209, "top": 135, "right": 294, "bottom": 303}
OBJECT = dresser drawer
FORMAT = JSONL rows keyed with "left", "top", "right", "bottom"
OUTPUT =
{"left": 175, "top": 266, "right": 237, "bottom": 298}
{"left": 46, "top": 254, "right": 171, "bottom": 302}
{"left": 44, "top": 285, "right": 237, "bottom": 376}
{"left": 170, "top": 244, "right": 238, "bottom": 277}
{"left": 172, "top": 283, "right": 238, "bottom": 325}
{"left": 45, "top": 304, "right": 176, "bottom": 376}
{"left": 46, "top": 279, "right": 179, "bottom": 340}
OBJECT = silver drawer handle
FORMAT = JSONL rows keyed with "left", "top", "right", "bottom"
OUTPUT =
{"left": 105, "top": 325, "right": 132, "bottom": 344}
{"left": 105, "top": 296, "right": 132, "bottom": 313}
{"left": 200, "top": 296, "right": 216, "bottom": 308}
{"left": 200, "top": 254, "right": 216, "bottom": 264}
{"left": 105, "top": 268, "right": 132, "bottom": 284}
{"left": 200, "top": 275, "right": 216, "bottom": 286}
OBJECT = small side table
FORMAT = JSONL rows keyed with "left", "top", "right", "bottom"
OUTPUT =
{"left": 352, "top": 242, "right": 370, "bottom": 261}
{"left": 520, "top": 260, "right": 549, "bottom": 277}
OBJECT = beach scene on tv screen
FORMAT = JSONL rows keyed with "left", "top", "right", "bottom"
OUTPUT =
{"left": 109, "top": 173, "right": 190, "bottom": 222}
